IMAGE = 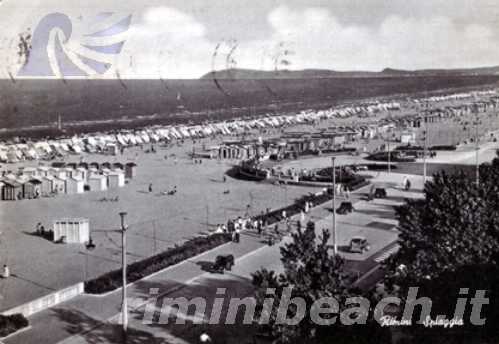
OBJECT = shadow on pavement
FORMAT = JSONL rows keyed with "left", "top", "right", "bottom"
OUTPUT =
{"left": 52, "top": 308, "right": 167, "bottom": 344}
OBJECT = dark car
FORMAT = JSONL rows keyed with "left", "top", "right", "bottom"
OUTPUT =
{"left": 336, "top": 201, "right": 354, "bottom": 214}
{"left": 212, "top": 254, "right": 235, "bottom": 273}
{"left": 374, "top": 188, "right": 387, "bottom": 198}
{"left": 349, "top": 236, "right": 370, "bottom": 253}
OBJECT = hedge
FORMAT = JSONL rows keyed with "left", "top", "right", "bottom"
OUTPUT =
{"left": 365, "top": 152, "right": 415, "bottom": 162}
{"left": 254, "top": 177, "right": 370, "bottom": 225}
{"left": 430, "top": 145, "right": 457, "bottom": 151}
{"left": 85, "top": 233, "right": 231, "bottom": 294}
{"left": 0, "top": 314, "right": 29, "bottom": 338}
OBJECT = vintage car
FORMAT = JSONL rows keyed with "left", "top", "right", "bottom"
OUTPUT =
{"left": 212, "top": 254, "right": 235, "bottom": 273}
{"left": 349, "top": 236, "right": 370, "bottom": 253}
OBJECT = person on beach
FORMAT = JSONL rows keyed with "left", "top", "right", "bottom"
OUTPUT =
{"left": 2, "top": 264, "right": 10, "bottom": 279}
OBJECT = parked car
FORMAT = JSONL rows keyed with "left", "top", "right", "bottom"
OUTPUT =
{"left": 212, "top": 254, "right": 235, "bottom": 273}
{"left": 374, "top": 188, "right": 387, "bottom": 198}
{"left": 337, "top": 201, "right": 354, "bottom": 214}
{"left": 349, "top": 236, "right": 370, "bottom": 253}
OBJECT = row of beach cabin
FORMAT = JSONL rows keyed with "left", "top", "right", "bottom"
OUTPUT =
{"left": 0, "top": 162, "right": 136, "bottom": 201}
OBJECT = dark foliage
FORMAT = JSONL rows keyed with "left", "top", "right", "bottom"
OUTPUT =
{"left": 85, "top": 233, "right": 231, "bottom": 294}
{"left": 384, "top": 151, "right": 499, "bottom": 343}
{"left": 252, "top": 221, "right": 390, "bottom": 343}
{"left": 0, "top": 313, "right": 29, "bottom": 338}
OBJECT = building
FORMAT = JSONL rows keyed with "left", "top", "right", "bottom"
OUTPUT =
{"left": 88, "top": 175, "right": 107, "bottom": 191}
{"left": 107, "top": 171, "right": 125, "bottom": 188}
{"left": 37, "top": 166, "right": 50, "bottom": 177}
{"left": 125, "top": 162, "right": 137, "bottom": 179}
{"left": 41, "top": 175, "right": 54, "bottom": 195}
{"left": 52, "top": 176, "right": 66, "bottom": 194}
{"left": 74, "top": 167, "right": 87, "bottom": 181}
{"left": 52, "top": 218, "right": 90, "bottom": 244}
{"left": 23, "top": 179, "right": 42, "bottom": 199}
{"left": 66, "top": 177, "right": 85, "bottom": 194}
{"left": 1, "top": 180, "right": 23, "bottom": 200}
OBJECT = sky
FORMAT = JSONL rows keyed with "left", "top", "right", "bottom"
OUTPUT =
{"left": 0, "top": 0, "right": 498, "bottom": 79}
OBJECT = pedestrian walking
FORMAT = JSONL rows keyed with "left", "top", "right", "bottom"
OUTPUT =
{"left": 345, "top": 186, "right": 350, "bottom": 199}
{"left": 405, "top": 178, "right": 411, "bottom": 191}
{"left": 235, "top": 227, "right": 241, "bottom": 243}
{"left": 148, "top": 183, "right": 153, "bottom": 193}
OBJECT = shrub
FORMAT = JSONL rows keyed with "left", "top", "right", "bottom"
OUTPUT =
{"left": 0, "top": 314, "right": 29, "bottom": 338}
{"left": 85, "top": 233, "right": 231, "bottom": 294}
{"left": 430, "top": 145, "right": 457, "bottom": 151}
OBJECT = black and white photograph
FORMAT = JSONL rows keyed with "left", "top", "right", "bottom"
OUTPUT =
{"left": 0, "top": 1, "right": 499, "bottom": 343}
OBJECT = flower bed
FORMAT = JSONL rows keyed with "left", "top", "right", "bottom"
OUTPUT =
{"left": 84, "top": 233, "right": 231, "bottom": 294}
{"left": 0, "top": 314, "right": 29, "bottom": 338}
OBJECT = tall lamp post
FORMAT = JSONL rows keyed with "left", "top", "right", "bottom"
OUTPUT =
{"left": 472, "top": 104, "right": 481, "bottom": 185}
{"left": 119, "top": 212, "right": 128, "bottom": 335}
{"left": 423, "top": 114, "right": 428, "bottom": 185}
{"left": 331, "top": 157, "right": 337, "bottom": 256}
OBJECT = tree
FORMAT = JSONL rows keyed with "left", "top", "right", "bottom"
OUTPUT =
{"left": 385, "top": 154, "right": 499, "bottom": 343}
{"left": 252, "top": 221, "right": 390, "bottom": 343}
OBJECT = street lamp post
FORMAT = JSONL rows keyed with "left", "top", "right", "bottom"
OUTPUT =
{"left": 331, "top": 157, "right": 337, "bottom": 256}
{"left": 472, "top": 105, "right": 480, "bottom": 185}
{"left": 119, "top": 212, "right": 128, "bottom": 334}
{"left": 423, "top": 117, "right": 428, "bottom": 185}
{"left": 387, "top": 137, "right": 391, "bottom": 175}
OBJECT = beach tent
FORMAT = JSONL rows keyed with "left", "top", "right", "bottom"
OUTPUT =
{"left": 140, "top": 132, "right": 150, "bottom": 143}
{"left": 134, "top": 135, "right": 144, "bottom": 145}
{"left": 0, "top": 151, "right": 7, "bottom": 162}
{"left": 116, "top": 134, "right": 127, "bottom": 146}
{"left": 128, "top": 135, "right": 137, "bottom": 145}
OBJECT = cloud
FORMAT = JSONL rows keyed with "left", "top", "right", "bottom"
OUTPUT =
{"left": 250, "top": 6, "right": 499, "bottom": 72}
{"left": 119, "top": 6, "right": 213, "bottom": 78}
{"left": 1, "top": 3, "right": 498, "bottom": 79}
